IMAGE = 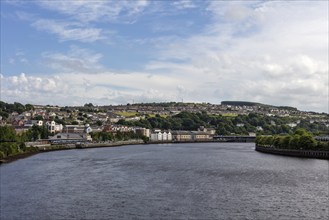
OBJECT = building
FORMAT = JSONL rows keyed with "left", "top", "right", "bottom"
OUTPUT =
{"left": 46, "top": 121, "right": 63, "bottom": 133}
{"left": 191, "top": 131, "right": 210, "bottom": 141}
{"left": 24, "top": 120, "right": 43, "bottom": 128}
{"left": 48, "top": 132, "right": 92, "bottom": 144}
{"left": 172, "top": 131, "right": 192, "bottom": 141}
{"left": 150, "top": 130, "right": 172, "bottom": 141}
{"left": 63, "top": 124, "right": 92, "bottom": 133}
{"left": 135, "top": 128, "right": 150, "bottom": 137}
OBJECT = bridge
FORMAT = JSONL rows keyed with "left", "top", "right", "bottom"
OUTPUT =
{"left": 213, "top": 135, "right": 256, "bottom": 142}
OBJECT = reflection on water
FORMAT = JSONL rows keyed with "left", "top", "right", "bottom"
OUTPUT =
{"left": 1, "top": 143, "right": 328, "bottom": 219}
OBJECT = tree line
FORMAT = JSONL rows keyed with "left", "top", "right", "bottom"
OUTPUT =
{"left": 0, "top": 125, "right": 45, "bottom": 159}
{"left": 256, "top": 129, "right": 329, "bottom": 151}
{"left": 90, "top": 131, "right": 147, "bottom": 143}
{"left": 0, "top": 101, "right": 34, "bottom": 119}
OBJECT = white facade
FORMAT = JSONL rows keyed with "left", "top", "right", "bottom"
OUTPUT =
{"left": 157, "top": 132, "right": 163, "bottom": 141}
{"left": 162, "top": 132, "right": 168, "bottom": 141}
{"left": 150, "top": 131, "right": 172, "bottom": 141}
{"left": 46, "top": 121, "right": 63, "bottom": 133}
{"left": 167, "top": 132, "right": 172, "bottom": 141}
{"left": 150, "top": 133, "right": 158, "bottom": 141}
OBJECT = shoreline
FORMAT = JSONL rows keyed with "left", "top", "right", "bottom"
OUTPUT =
{"left": 255, "top": 145, "right": 329, "bottom": 160}
{"left": 3, "top": 141, "right": 328, "bottom": 164}
{"left": 0, "top": 140, "right": 145, "bottom": 164}
{"left": 0, "top": 139, "right": 245, "bottom": 164}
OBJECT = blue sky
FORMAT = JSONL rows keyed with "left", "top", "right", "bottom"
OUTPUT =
{"left": 1, "top": 0, "right": 328, "bottom": 112}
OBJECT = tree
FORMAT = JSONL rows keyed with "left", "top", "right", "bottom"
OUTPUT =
{"left": 289, "top": 135, "right": 300, "bottom": 149}
{"left": 84, "top": 103, "right": 94, "bottom": 108}
{"left": 25, "top": 104, "right": 34, "bottom": 111}
{"left": 34, "top": 115, "right": 43, "bottom": 120}
{"left": 299, "top": 134, "right": 317, "bottom": 150}
{"left": 294, "top": 128, "right": 308, "bottom": 136}
{"left": 0, "top": 126, "right": 17, "bottom": 142}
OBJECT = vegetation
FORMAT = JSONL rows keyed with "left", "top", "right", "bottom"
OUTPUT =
{"left": 256, "top": 129, "right": 329, "bottom": 151}
{"left": 221, "top": 101, "right": 261, "bottom": 106}
{"left": 117, "top": 111, "right": 329, "bottom": 135}
{"left": 115, "top": 111, "right": 140, "bottom": 117}
{"left": 90, "top": 131, "right": 146, "bottom": 142}
{"left": 0, "top": 126, "right": 40, "bottom": 159}
{"left": 0, "top": 101, "right": 34, "bottom": 119}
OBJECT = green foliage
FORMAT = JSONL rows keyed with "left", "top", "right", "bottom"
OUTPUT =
{"left": 256, "top": 129, "right": 322, "bottom": 150}
{"left": 0, "top": 101, "right": 32, "bottom": 115}
{"left": 0, "top": 126, "right": 41, "bottom": 158}
{"left": 0, "top": 126, "right": 17, "bottom": 142}
{"left": 84, "top": 103, "right": 94, "bottom": 107}
{"left": 91, "top": 132, "right": 114, "bottom": 142}
{"left": 115, "top": 110, "right": 328, "bottom": 136}
{"left": 91, "top": 130, "right": 144, "bottom": 142}
{"left": 33, "top": 115, "right": 43, "bottom": 120}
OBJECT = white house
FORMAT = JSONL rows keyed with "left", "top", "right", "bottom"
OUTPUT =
{"left": 46, "top": 121, "right": 63, "bottom": 133}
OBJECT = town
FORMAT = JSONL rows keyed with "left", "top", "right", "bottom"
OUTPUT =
{"left": 1, "top": 101, "right": 328, "bottom": 147}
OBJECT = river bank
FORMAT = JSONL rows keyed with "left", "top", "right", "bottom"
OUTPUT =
{"left": 0, "top": 140, "right": 144, "bottom": 164}
{"left": 1, "top": 139, "right": 252, "bottom": 164}
{"left": 255, "top": 145, "right": 329, "bottom": 160}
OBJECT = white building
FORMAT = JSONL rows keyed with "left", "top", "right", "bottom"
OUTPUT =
{"left": 150, "top": 131, "right": 172, "bottom": 141}
{"left": 46, "top": 121, "right": 63, "bottom": 133}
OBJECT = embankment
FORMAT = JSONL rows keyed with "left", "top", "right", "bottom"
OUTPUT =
{"left": 0, "top": 140, "right": 145, "bottom": 164}
{"left": 255, "top": 145, "right": 329, "bottom": 160}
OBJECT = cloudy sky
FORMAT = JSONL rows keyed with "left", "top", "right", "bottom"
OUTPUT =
{"left": 0, "top": 0, "right": 328, "bottom": 112}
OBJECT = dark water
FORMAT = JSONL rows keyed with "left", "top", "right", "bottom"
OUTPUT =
{"left": 1, "top": 143, "right": 328, "bottom": 220}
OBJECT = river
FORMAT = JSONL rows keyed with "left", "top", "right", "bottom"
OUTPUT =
{"left": 1, "top": 143, "right": 328, "bottom": 219}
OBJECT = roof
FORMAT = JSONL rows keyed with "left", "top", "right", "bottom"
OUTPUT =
{"left": 49, "top": 132, "right": 87, "bottom": 140}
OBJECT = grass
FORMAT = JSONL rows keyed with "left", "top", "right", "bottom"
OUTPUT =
{"left": 115, "top": 111, "right": 139, "bottom": 117}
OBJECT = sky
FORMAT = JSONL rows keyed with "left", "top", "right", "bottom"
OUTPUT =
{"left": 0, "top": 0, "right": 328, "bottom": 113}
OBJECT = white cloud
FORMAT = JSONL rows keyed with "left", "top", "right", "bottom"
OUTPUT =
{"left": 172, "top": 0, "right": 197, "bottom": 10}
{"left": 1, "top": 71, "right": 181, "bottom": 106}
{"left": 17, "top": 1, "right": 150, "bottom": 43}
{"left": 42, "top": 46, "right": 104, "bottom": 73}
{"left": 2, "top": 1, "right": 328, "bottom": 112}
{"left": 143, "top": 1, "right": 328, "bottom": 112}
{"left": 32, "top": 19, "right": 104, "bottom": 42}
{"left": 36, "top": 0, "right": 150, "bottom": 23}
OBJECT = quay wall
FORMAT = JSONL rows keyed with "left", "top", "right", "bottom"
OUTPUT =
{"left": 255, "top": 145, "right": 329, "bottom": 160}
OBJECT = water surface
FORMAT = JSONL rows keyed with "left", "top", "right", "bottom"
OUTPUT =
{"left": 1, "top": 143, "right": 328, "bottom": 219}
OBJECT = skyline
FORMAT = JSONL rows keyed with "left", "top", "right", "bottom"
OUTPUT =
{"left": 0, "top": 0, "right": 328, "bottom": 113}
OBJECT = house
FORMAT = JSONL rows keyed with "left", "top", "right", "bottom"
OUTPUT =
{"left": 198, "top": 126, "right": 216, "bottom": 135}
{"left": 63, "top": 124, "right": 91, "bottom": 133}
{"left": 46, "top": 121, "right": 63, "bottom": 133}
{"left": 24, "top": 120, "right": 43, "bottom": 128}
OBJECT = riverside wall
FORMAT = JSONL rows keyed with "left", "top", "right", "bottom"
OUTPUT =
{"left": 255, "top": 145, "right": 329, "bottom": 160}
